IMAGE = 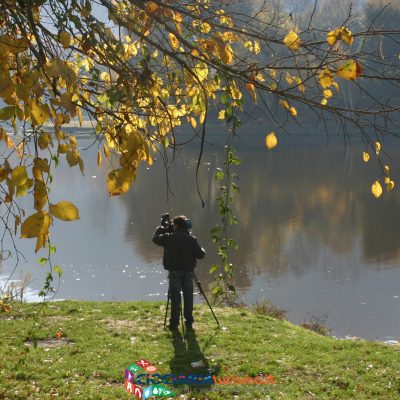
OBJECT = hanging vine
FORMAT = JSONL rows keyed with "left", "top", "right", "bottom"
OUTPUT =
{"left": 210, "top": 139, "right": 240, "bottom": 304}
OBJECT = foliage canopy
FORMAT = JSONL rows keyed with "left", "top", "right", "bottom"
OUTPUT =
{"left": 0, "top": 0, "right": 399, "bottom": 276}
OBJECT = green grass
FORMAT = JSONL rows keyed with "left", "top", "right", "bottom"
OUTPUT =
{"left": 1, "top": 300, "right": 400, "bottom": 399}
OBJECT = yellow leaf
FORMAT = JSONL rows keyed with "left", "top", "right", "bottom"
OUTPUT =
{"left": 323, "top": 89, "right": 333, "bottom": 99}
{"left": 79, "top": 157, "right": 84, "bottom": 175}
{"left": 66, "top": 150, "right": 80, "bottom": 167}
{"left": 286, "top": 74, "right": 294, "bottom": 85}
{"left": 103, "top": 144, "right": 110, "bottom": 158}
{"left": 193, "top": 63, "right": 208, "bottom": 82}
{"left": 383, "top": 165, "right": 389, "bottom": 176}
{"left": 319, "top": 69, "right": 333, "bottom": 89}
{"left": 321, "top": 98, "right": 328, "bottom": 106}
{"left": 387, "top": 180, "right": 395, "bottom": 191}
{"left": 34, "top": 180, "right": 48, "bottom": 211}
{"left": 371, "top": 181, "right": 383, "bottom": 198}
{"left": 21, "top": 211, "right": 52, "bottom": 239}
{"left": 100, "top": 71, "right": 111, "bottom": 82}
{"left": 5, "top": 134, "right": 14, "bottom": 149}
{"left": 11, "top": 165, "right": 28, "bottom": 186}
{"left": 58, "top": 143, "right": 69, "bottom": 154}
{"left": 0, "top": 106, "right": 16, "bottom": 120}
{"left": 16, "top": 178, "right": 33, "bottom": 197}
{"left": 59, "top": 31, "right": 72, "bottom": 48}
{"left": 289, "top": 107, "right": 297, "bottom": 117}
{"left": 283, "top": 31, "right": 301, "bottom": 51}
{"left": 0, "top": 168, "right": 6, "bottom": 182}
{"left": 327, "top": 27, "right": 353, "bottom": 46}
{"left": 279, "top": 99, "right": 290, "bottom": 110}
{"left": 60, "top": 92, "right": 77, "bottom": 115}
{"left": 341, "top": 27, "right": 353, "bottom": 45}
{"left": 107, "top": 168, "right": 134, "bottom": 196}
{"left": 30, "top": 101, "right": 51, "bottom": 126}
{"left": 50, "top": 201, "right": 80, "bottom": 221}
{"left": 384, "top": 176, "right": 390, "bottom": 184}
{"left": 33, "top": 158, "right": 50, "bottom": 173}
{"left": 375, "top": 141, "right": 381, "bottom": 156}
{"left": 38, "top": 133, "right": 52, "bottom": 150}
{"left": 229, "top": 82, "right": 242, "bottom": 100}
{"left": 327, "top": 29, "right": 340, "bottom": 46}
{"left": 245, "top": 82, "right": 256, "bottom": 102}
{"left": 200, "top": 22, "right": 212, "bottom": 34}
{"left": 97, "top": 149, "right": 102, "bottom": 166}
{"left": 336, "top": 60, "right": 363, "bottom": 80}
{"left": 362, "top": 152, "right": 370, "bottom": 162}
{"left": 219, "top": 44, "right": 233, "bottom": 64}
{"left": 265, "top": 132, "right": 278, "bottom": 150}
{"left": 15, "top": 215, "right": 20, "bottom": 235}
{"left": 145, "top": 1, "right": 158, "bottom": 15}
{"left": 218, "top": 110, "right": 226, "bottom": 120}
{"left": 190, "top": 117, "right": 197, "bottom": 129}
{"left": 169, "top": 33, "right": 180, "bottom": 50}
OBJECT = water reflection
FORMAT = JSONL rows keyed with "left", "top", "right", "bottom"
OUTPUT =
{"left": 2, "top": 133, "right": 400, "bottom": 340}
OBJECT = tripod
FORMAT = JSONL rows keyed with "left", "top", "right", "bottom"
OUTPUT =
{"left": 163, "top": 272, "right": 220, "bottom": 329}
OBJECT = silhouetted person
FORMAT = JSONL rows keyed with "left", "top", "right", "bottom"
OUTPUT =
{"left": 153, "top": 215, "right": 205, "bottom": 331}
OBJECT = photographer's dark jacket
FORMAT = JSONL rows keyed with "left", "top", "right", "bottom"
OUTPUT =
{"left": 152, "top": 226, "right": 205, "bottom": 271}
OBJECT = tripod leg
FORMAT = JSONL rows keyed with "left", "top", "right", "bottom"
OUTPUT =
{"left": 193, "top": 273, "right": 220, "bottom": 328}
{"left": 180, "top": 290, "right": 184, "bottom": 332}
{"left": 164, "top": 287, "right": 170, "bottom": 328}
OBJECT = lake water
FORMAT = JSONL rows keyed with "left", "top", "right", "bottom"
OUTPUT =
{"left": 2, "top": 127, "right": 400, "bottom": 342}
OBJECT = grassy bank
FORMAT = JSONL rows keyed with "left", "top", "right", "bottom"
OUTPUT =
{"left": 1, "top": 300, "right": 400, "bottom": 399}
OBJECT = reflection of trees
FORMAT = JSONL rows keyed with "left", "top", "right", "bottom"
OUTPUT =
{"left": 120, "top": 138, "right": 400, "bottom": 289}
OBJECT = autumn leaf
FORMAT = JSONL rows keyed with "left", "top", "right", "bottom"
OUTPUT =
{"left": 59, "top": 31, "right": 72, "bottom": 48}
{"left": 50, "top": 201, "right": 80, "bottom": 221}
{"left": 97, "top": 149, "right": 102, "bottom": 166}
{"left": 103, "top": 144, "right": 110, "bottom": 158}
{"left": 387, "top": 181, "right": 395, "bottom": 191}
{"left": 11, "top": 166, "right": 28, "bottom": 186}
{"left": 190, "top": 117, "right": 197, "bottom": 128}
{"left": 145, "top": 1, "right": 158, "bottom": 15}
{"left": 336, "top": 60, "right": 363, "bottom": 80}
{"left": 327, "top": 27, "right": 353, "bottom": 46}
{"left": 384, "top": 165, "right": 390, "bottom": 176}
{"left": 66, "top": 150, "right": 80, "bottom": 167}
{"left": 218, "top": 110, "right": 226, "bottom": 120}
{"left": 362, "top": 152, "right": 370, "bottom": 162}
{"left": 375, "top": 141, "right": 381, "bottom": 156}
{"left": 16, "top": 179, "right": 33, "bottom": 197}
{"left": 289, "top": 107, "right": 297, "bottom": 117}
{"left": 284, "top": 31, "right": 301, "bottom": 51}
{"left": 38, "top": 133, "right": 52, "bottom": 150}
{"left": 169, "top": 33, "right": 180, "bottom": 50}
{"left": 341, "top": 27, "right": 353, "bottom": 45}
{"left": 0, "top": 106, "right": 16, "bottom": 121}
{"left": 21, "top": 211, "right": 52, "bottom": 238}
{"left": 245, "top": 82, "right": 257, "bottom": 102}
{"left": 371, "top": 181, "right": 383, "bottom": 198}
{"left": 265, "top": 132, "right": 278, "bottom": 150}
{"left": 30, "top": 100, "right": 51, "bottom": 126}
{"left": 107, "top": 168, "right": 134, "bottom": 196}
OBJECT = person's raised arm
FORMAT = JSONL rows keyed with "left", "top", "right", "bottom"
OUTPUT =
{"left": 152, "top": 226, "right": 168, "bottom": 246}
{"left": 192, "top": 237, "right": 206, "bottom": 259}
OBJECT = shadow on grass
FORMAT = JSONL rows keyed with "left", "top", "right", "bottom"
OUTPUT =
{"left": 169, "top": 329, "right": 220, "bottom": 394}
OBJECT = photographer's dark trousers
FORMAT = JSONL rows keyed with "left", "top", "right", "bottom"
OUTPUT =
{"left": 168, "top": 271, "right": 194, "bottom": 328}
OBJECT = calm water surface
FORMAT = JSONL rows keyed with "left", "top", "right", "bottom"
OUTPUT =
{"left": 2, "top": 129, "right": 400, "bottom": 341}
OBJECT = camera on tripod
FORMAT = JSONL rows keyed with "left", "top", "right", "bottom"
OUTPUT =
{"left": 160, "top": 213, "right": 192, "bottom": 232}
